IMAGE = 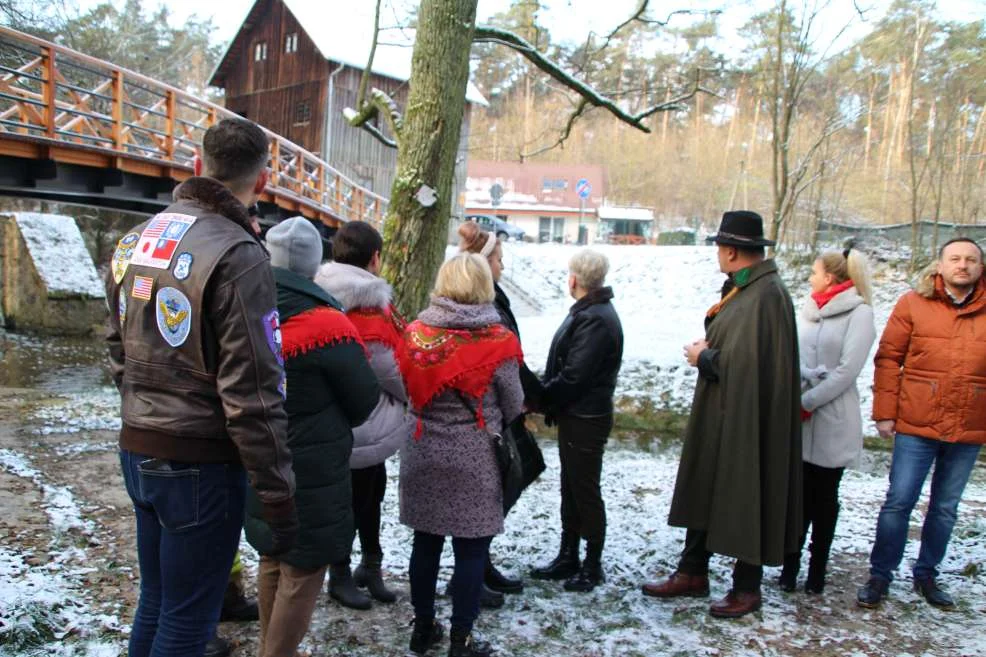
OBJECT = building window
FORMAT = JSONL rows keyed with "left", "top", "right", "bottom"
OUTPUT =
{"left": 285, "top": 33, "right": 298, "bottom": 54}
{"left": 295, "top": 100, "right": 311, "bottom": 124}
{"left": 541, "top": 178, "right": 568, "bottom": 191}
{"left": 254, "top": 42, "right": 268, "bottom": 61}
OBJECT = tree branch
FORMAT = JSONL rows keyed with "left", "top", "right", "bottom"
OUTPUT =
{"left": 474, "top": 25, "right": 708, "bottom": 134}
{"left": 520, "top": 98, "right": 590, "bottom": 159}
{"left": 344, "top": 87, "right": 402, "bottom": 150}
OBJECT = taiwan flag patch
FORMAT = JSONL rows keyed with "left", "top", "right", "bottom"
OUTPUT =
{"left": 130, "top": 213, "right": 197, "bottom": 270}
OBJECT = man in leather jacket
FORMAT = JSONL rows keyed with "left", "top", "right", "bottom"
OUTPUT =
{"left": 531, "top": 249, "right": 623, "bottom": 593}
{"left": 106, "top": 118, "right": 296, "bottom": 657}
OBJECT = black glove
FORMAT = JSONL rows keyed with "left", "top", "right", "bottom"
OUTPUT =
{"left": 262, "top": 497, "right": 299, "bottom": 557}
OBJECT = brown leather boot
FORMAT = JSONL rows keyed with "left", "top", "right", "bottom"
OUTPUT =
{"left": 641, "top": 572, "right": 710, "bottom": 598}
{"left": 709, "top": 589, "right": 762, "bottom": 618}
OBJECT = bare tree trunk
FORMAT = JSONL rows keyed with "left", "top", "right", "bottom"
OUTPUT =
{"left": 380, "top": 0, "right": 479, "bottom": 315}
{"left": 863, "top": 74, "right": 876, "bottom": 173}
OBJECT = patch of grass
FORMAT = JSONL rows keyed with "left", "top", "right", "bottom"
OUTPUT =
{"left": 0, "top": 601, "right": 64, "bottom": 651}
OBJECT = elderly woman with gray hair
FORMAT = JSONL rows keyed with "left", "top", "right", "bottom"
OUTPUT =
{"left": 530, "top": 249, "right": 624, "bottom": 593}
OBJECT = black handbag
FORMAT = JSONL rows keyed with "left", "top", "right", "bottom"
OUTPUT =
{"left": 506, "top": 414, "right": 546, "bottom": 497}
{"left": 456, "top": 392, "right": 524, "bottom": 510}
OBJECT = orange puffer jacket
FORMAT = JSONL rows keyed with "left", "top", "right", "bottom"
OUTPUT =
{"left": 872, "top": 273, "right": 986, "bottom": 444}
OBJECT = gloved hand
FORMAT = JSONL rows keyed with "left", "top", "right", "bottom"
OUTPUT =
{"left": 262, "top": 497, "right": 299, "bottom": 557}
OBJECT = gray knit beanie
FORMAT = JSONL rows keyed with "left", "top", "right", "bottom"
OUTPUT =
{"left": 266, "top": 216, "right": 322, "bottom": 279}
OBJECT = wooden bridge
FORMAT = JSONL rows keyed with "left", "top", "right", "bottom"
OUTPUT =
{"left": 0, "top": 26, "right": 388, "bottom": 227}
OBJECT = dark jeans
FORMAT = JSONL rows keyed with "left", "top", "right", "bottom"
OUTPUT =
{"left": 795, "top": 462, "right": 845, "bottom": 567}
{"left": 120, "top": 449, "right": 245, "bottom": 657}
{"left": 679, "top": 529, "right": 763, "bottom": 593}
{"left": 870, "top": 433, "right": 981, "bottom": 582}
{"left": 409, "top": 531, "right": 493, "bottom": 633}
{"left": 351, "top": 462, "right": 387, "bottom": 558}
{"left": 558, "top": 413, "right": 612, "bottom": 543}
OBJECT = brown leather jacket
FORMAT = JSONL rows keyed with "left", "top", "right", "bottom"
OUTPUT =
{"left": 106, "top": 177, "right": 294, "bottom": 505}
{"left": 873, "top": 272, "right": 986, "bottom": 445}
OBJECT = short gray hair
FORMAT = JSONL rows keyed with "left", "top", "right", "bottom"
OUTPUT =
{"left": 569, "top": 249, "right": 609, "bottom": 291}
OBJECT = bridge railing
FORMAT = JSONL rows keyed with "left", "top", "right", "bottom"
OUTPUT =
{"left": 0, "top": 26, "right": 388, "bottom": 227}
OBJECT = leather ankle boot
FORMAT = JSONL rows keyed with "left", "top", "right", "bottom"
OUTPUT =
{"left": 530, "top": 531, "right": 580, "bottom": 580}
{"left": 564, "top": 540, "right": 604, "bottom": 592}
{"left": 354, "top": 553, "right": 397, "bottom": 603}
{"left": 328, "top": 563, "right": 372, "bottom": 610}
{"left": 409, "top": 618, "right": 445, "bottom": 655}
{"left": 484, "top": 555, "right": 523, "bottom": 594}
{"left": 804, "top": 557, "right": 826, "bottom": 594}
{"left": 448, "top": 628, "right": 493, "bottom": 657}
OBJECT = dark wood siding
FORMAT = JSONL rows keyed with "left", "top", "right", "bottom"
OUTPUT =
{"left": 222, "top": 0, "right": 327, "bottom": 154}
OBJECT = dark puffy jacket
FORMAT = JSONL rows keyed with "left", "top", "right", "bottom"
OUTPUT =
{"left": 244, "top": 268, "right": 379, "bottom": 570}
{"left": 105, "top": 176, "right": 293, "bottom": 506}
{"left": 542, "top": 286, "right": 623, "bottom": 418}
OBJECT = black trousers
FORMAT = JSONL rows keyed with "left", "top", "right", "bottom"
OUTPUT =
{"left": 557, "top": 413, "right": 612, "bottom": 544}
{"left": 796, "top": 462, "right": 845, "bottom": 566}
{"left": 678, "top": 529, "right": 763, "bottom": 593}
{"left": 351, "top": 462, "right": 387, "bottom": 558}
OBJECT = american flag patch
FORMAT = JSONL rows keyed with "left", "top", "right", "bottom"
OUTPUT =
{"left": 132, "top": 275, "right": 154, "bottom": 301}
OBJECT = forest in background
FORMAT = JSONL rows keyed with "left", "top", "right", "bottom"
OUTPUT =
{"left": 3, "top": 0, "right": 984, "bottom": 250}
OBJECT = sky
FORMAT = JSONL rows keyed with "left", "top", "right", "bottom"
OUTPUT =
{"left": 70, "top": 0, "right": 985, "bottom": 55}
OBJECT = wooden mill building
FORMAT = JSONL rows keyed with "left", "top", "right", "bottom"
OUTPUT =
{"left": 209, "top": 0, "right": 487, "bottom": 209}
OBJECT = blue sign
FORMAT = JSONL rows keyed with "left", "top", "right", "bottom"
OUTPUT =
{"left": 576, "top": 178, "right": 592, "bottom": 200}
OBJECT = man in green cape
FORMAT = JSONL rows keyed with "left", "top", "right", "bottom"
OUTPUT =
{"left": 641, "top": 210, "right": 802, "bottom": 618}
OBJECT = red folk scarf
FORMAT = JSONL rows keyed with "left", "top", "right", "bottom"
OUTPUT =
{"left": 811, "top": 279, "right": 854, "bottom": 309}
{"left": 397, "top": 320, "right": 523, "bottom": 439}
{"left": 345, "top": 304, "right": 406, "bottom": 349}
{"left": 281, "top": 306, "right": 365, "bottom": 359}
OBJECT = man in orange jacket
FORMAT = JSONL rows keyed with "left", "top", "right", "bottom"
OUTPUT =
{"left": 858, "top": 237, "right": 986, "bottom": 611}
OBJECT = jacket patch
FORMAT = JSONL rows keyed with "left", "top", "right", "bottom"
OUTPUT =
{"left": 156, "top": 287, "right": 192, "bottom": 347}
{"left": 132, "top": 275, "right": 154, "bottom": 301}
{"left": 173, "top": 252, "right": 193, "bottom": 280}
{"left": 112, "top": 232, "right": 139, "bottom": 283}
{"left": 118, "top": 286, "right": 127, "bottom": 326}
{"left": 131, "top": 214, "right": 197, "bottom": 270}
{"left": 263, "top": 308, "right": 287, "bottom": 398}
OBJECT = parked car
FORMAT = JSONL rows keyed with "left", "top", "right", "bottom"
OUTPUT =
{"left": 465, "top": 214, "right": 526, "bottom": 242}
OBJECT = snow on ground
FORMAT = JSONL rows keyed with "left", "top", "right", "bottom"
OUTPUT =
{"left": 0, "top": 448, "right": 94, "bottom": 536}
{"left": 11, "top": 213, "right": 105, "bottom": 299}
{"left": 495, "top": 243, "right": 913, "bottom": 419}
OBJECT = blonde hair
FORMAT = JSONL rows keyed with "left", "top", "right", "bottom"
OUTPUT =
{"left": 569, "top": 249, "right": 609, "bottom": 291}
{"left": 819, "top": 249, "right": 873, "bottom": 305}
{"left": 433, "top": 253, "right": 495, "bottom": 305}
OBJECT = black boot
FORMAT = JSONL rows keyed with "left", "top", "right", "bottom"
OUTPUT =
{"left": 354, "top": 553, "right": 397, "bottom": 603}
{"left": 445, "top": 578, "right": 505, "bottom": 609}
{"left": 564, "top": 540, "right": 604, "bottom": 592}
{"left": 409, "top": 617, "right": 445, "bottom": 655}
{"left": 484, "top": 555, "right": 523, "bottom": 594}
{"left": 328, "top": 563, "right": 372, "bottom": 610}
{"left": 777, "top": 552, "right": 800, "bottom": 593}
{"left": 448, "top": 628, "right": 493, "bottom": 657}
{"left": 203, "top": 634, "right": 231, "bottom": 657}
{"left": 530, "top": 531, "right": 580, "bottom": 581}
{"left": 804, "top": 557, "right": 826, "bottom": 594}
{"left": 220, "top": 570, "right": 259, "bottom": 621}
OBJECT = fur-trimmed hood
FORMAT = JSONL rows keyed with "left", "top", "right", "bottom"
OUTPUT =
{"left": 173, "top": 176, "right": 260, "bottom": 244}
{"left": 314, "top": 261, "right": 392, "bottom": 310}
{"left": 915, "top": 265, "right": 986, "bottom": 304}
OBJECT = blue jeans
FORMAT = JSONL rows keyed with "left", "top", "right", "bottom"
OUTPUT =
{"left": 869, "top": 434, "right": 981, "bottom": 582}
{"left": 409, "top": 531, "right": 493, "bottom": 633}
{"left": 120, "top": 450, "right": 246, "bottom": 657}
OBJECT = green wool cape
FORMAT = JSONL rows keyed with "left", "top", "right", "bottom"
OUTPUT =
{"left": 668, "top": 259, "right": 803, "bottom": 567}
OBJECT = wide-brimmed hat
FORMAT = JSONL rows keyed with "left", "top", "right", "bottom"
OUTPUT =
{"left": 706, "top": 211, "right": 776, "bottom": 247}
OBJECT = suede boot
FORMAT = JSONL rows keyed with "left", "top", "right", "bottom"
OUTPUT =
{"left": 530, "top": 531, "right": 580, "bottom": 581}
{"left": 564, "top": 540, "right": 604, "bottom": 592}
{"left": 448, "top": 628, "right": 493, "bottom": 657}
{"left": 328, "top": 563, "right": 372, "bottom": 610}
{"left": 354, "top": 553, "right": 397, "bottom": 603}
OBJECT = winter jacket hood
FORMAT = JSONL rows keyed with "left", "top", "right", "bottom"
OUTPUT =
{"left": 315, "top": 262, "right": 393, "bottom": 310}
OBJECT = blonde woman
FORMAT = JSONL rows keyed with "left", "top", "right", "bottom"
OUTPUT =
{"left": 779, "top": 247, "right": 876, "bottom": 594}
{"left": 398, "top": 254, "right": 524, "bottom": 657}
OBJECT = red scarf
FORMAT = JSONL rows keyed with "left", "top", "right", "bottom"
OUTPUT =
{"left": 811, "top": 280, "right": 854, "bottom": 309}
{"left": 397, "top": 320, "right": 523, "bottom": 439}
{"left": 345, "top": 304, "right": 405, "bottom": 349}
{"left": 281, "top": 306, "right": 365, "bottom": 359}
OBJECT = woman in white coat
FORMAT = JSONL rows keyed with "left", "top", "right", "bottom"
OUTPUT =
{"left": 779, "top": 248, "right": 876, "bottom": 594}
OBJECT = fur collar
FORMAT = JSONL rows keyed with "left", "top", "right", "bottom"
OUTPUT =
{"left": 172, "top": 176, "right": 258, "bottom": 242}
{"left": 314, "top": 261, "right": 392, "bottom": 310}
{"left": 801, "top": 286, "right": 865, "bottom": 322}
